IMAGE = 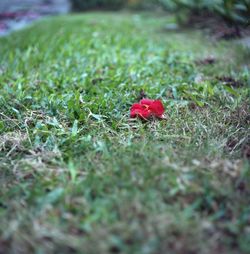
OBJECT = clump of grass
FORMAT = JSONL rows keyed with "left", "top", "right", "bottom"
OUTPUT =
{"left": 0, "top": 12, "right": 249, "bottom": 254}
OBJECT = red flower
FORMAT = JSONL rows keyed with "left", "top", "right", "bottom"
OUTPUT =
{"left": 130, "top": 99, "right": 165, "bottom": 119}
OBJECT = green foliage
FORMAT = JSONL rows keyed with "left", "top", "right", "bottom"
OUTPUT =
{"left": 214, "top": 0, "right": 250, "bottom": 24}
{"left": 126, "top": 0, "right": 160, "bottom": 10}
{"left": 70, "top": 0, "right": 160, "bottom": 11}
{"left": 159, "top": 0, "right": 250, "bottom": 25}
{"left": 69, "top": 0, "right": 250, "bottom": 25}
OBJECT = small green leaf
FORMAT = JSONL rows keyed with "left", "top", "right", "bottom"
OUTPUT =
{"left": 68, "top": 160, "right": 77, "bottom": 182}
{"left": 0, "top": 121, "right": 4, "bottom": 131}
{"left": 224, "top": 86, "right": 239, "bottom": 96}
{"left": 91, "top": 114, "right": 104, "bottom": 121}
{"left": 39, "top": 188, "right": 64, "bottom": 207}
{"left": 71, "top": 120, "right": 78, "bottom": 136}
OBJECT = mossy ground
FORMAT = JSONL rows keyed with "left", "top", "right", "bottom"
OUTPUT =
{"left": 0, "top": 12, "right": 249, "bottom": 254}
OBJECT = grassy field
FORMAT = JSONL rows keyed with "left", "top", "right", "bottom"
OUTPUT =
{"left": 0, "top": 12, "right": 249, "bottom": 254}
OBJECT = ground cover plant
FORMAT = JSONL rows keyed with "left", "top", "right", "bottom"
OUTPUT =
{"left": 0, "top": 12, "right": 250, "bottom": 254}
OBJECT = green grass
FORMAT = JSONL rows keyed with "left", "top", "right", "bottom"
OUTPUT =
{"left": 0, "top": 12, "right": 249, "bottom": 254}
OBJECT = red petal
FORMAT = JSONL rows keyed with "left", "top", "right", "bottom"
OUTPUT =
{"left": 149, "top": 100, "right": 165, "bottom": 118}
{"left": 130, "top": 103, "right": 151, "bottom": 119}
{"left": 139, "top": 110, "right": 151, "bottom": 119}
{"left": 140, "top": 99, "right": 154, "bottom": 106}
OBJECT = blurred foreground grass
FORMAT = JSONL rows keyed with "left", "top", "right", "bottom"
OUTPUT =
{"left": 0, "top": 12, "right": 250, "bottom": 254}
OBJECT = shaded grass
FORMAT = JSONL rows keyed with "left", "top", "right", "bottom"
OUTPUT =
{"left": 0, "top": 12, "right": 250, "bottom": 254}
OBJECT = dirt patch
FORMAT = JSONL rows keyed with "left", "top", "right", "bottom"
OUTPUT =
{"left": 0, "top": 239, "right": 11, "bottom": 254}
{"left": 242, "top": 142, "right": 250, "bottom": 161}
{"left": 137, "top": 89, "right": 147, "bottom": 101}
{"left": 224, "top": 103, "right": 250, "bottom": 160}
{"left": 227, "top": 103, "right": 250, "bottom": 126}
{"left": 195, "top": 56, "right": 216, "bottom": 66}
{"left": 216, "top": 76, "right": 245, "bottom": 88}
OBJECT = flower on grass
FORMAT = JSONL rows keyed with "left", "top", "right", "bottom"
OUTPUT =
{"left": 130, "top": 99, "right": 165, "bottom": 119}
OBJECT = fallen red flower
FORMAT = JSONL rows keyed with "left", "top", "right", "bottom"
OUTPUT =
{"left": 130, "top": 99, "right": 165, "bottom": 119}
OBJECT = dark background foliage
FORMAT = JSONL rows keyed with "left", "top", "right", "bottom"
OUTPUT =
{"left": 70, "top": 0, "right": 126, "bottom": 11}
{"left": 70, "top": 0, "right": 250, "bottom": 26}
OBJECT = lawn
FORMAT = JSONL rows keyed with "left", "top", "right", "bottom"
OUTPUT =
{"left": 0, "top": 12, "right": 249, "bottom": 254}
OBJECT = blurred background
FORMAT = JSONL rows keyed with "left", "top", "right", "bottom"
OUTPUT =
{"left": 0, "top": 0, "right": 249, "bottom": 36}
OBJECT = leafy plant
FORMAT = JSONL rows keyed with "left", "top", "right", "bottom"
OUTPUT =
{"left": 214, "top": 0, "right": 250, "bottom": 25}
{"left": 159, "top": 0, "right": 250, "bottom": 25}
